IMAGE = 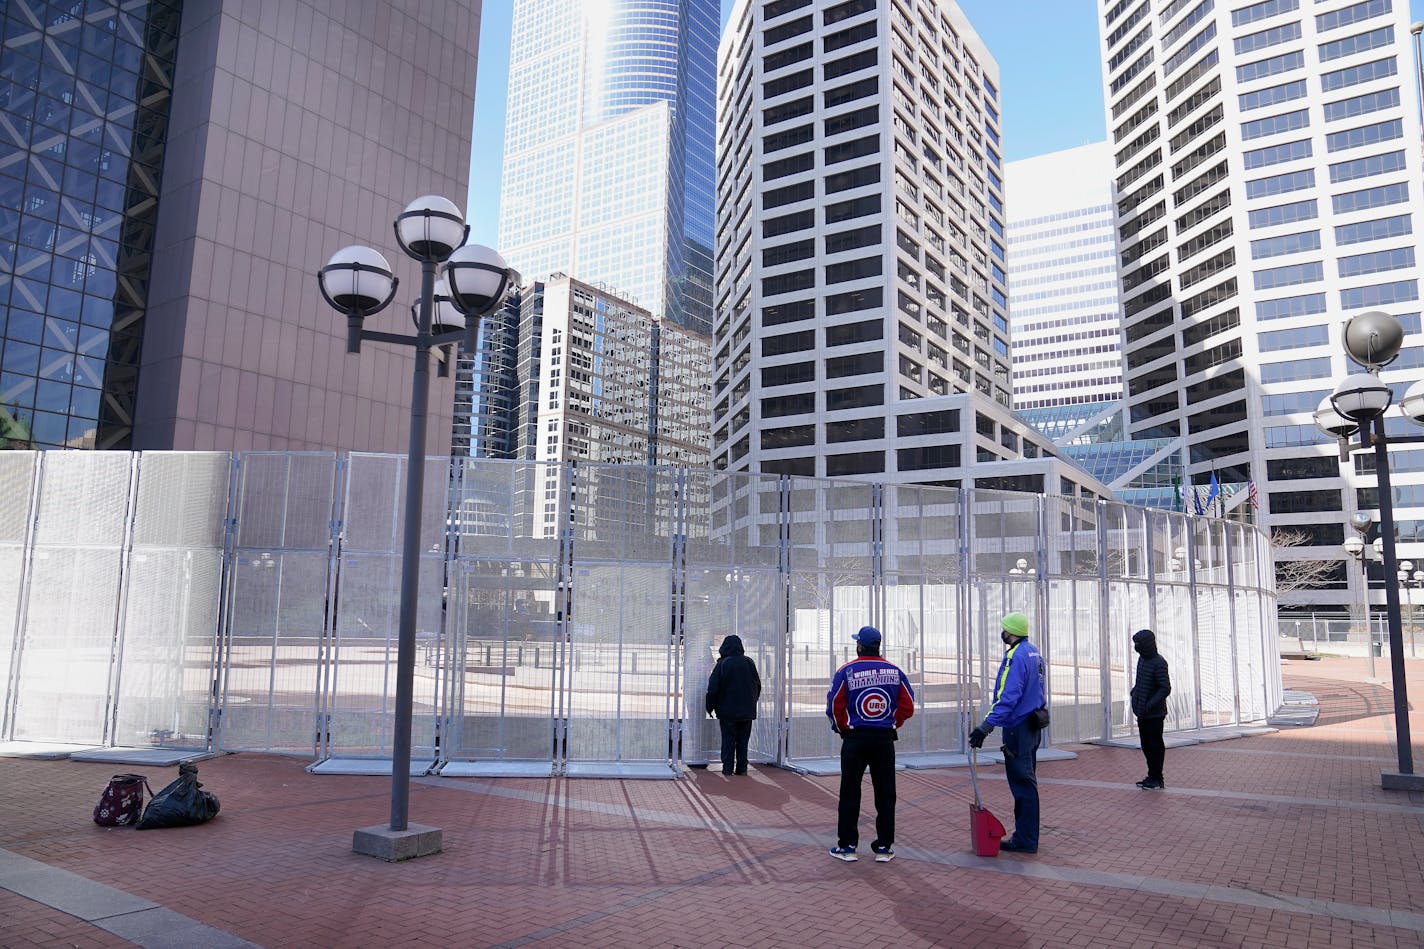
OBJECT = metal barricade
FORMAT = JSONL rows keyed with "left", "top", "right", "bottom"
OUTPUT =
{"left": 218, "top": 452, "right": 339, "bottom": 755}
{"left": 6, "top": 452, "right": 134, "bottom": 745}
{"left": 0, "top": 452, "right": 1284, "bottom": 773}
{"left": 317, "top": 453, "right": 449, "bottom": 769}
{"left": 0, "top": 452, "right": 41, "bottom": 742}
{"left": 112, "top": 452, "right": 231, "bottom": 752}
{"left": 440, "top": 459, "right": 564, "bottom": 776}
{"left": 562, "top": 464, "right": 679, "bottom": 777}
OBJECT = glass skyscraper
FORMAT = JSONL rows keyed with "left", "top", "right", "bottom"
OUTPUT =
{"left": 497, "top": 0, "right": 718, "bottom": 334}
{"left": 1, "top": 1, "right": 183, "bottom": 449}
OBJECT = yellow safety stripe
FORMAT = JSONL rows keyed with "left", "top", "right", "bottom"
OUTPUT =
{"left": 994, "top": 642, "right": 1020, "bottom": 703}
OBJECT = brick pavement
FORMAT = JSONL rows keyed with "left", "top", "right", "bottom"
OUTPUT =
{"left": 0, "top": 656, "right": 1420, "bottom": 948}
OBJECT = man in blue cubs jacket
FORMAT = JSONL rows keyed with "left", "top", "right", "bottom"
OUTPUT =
{"left": 968, "top": 611, "right": 1047, "bottom": 853}
{"left": 826, "top": 625, "right": 915, "bottom": 863}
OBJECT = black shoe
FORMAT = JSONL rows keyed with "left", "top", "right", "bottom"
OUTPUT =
{"left": 1136, "top": 777, "right": 1164, "bottom": 790}
{"left": 999, "top": 839, "right": 1037, "bottom": 853}
{"left": 734, "top": 769, "right": 747, "bottom": 775}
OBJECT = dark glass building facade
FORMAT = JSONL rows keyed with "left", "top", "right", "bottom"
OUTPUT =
{"left": 3, "top": 0, "right": 481, "bottom": 453}
{"left": 1, "top": 0, "right": 182, "bottom": 448}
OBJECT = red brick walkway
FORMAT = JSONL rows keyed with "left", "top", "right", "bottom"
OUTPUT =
{"left": 2, "top": 657, "right": 1421, "bottom": 948}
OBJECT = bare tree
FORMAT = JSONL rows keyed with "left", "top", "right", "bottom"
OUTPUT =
{"left": 1271, "top": 527, "right": 1338, "bottom": 593}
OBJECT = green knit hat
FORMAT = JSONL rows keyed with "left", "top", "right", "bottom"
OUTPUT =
{"left": 1001, "top": 612, "right": 1029, "bottom": 638}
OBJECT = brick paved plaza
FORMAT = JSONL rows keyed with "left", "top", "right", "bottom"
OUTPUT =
{"left": 0, "top": 657, "right": 1420, "bottom": 949}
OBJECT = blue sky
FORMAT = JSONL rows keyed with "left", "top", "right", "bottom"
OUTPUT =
{"left": 465, "top": 0, "right": 1424, "bottom": 248}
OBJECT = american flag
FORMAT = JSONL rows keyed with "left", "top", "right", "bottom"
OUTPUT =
{"left": 1249, "top": 482, "right": 1259, "bottom": 509}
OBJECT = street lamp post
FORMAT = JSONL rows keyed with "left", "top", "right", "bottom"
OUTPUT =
{"left": 319, "top": 196, "right": 514, "bottom": 859}
{"left": 1398, "top": 561, "right": 1422, "bottom": 657}
{"left": 1342, "top": 519, "right": 1375, "bottom": 680}
{"left": 1312, "top": 310, "right": 1424, "bottom": 790}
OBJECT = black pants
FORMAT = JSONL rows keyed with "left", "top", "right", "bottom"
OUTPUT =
{"left": 719, "top": 719, "right": 752, "bottom": 773}
{"left": 1002, "top": 722, "right": 1041, "bottom": 849}
{"left": 1137, "top": 716, "right": 1165, "bottom": 781}
{"left": 837, "top": 732, "right": 896, "bottom": 849}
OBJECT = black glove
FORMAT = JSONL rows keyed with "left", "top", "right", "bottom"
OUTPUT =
{"left": 968, "top": 726, "right": 988, "bottom": 749}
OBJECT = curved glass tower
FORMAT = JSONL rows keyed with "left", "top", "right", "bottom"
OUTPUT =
{"left": 498, "top": 0, "right": 717, "bottom": 334}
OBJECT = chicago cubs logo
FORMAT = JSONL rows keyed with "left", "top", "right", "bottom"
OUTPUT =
{"left": 857, "top": 687, "right": 891, "bottom": 721}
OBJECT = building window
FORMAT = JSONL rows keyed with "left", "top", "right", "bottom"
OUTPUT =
{"left": 826, "top": 450, "right": 883, "bottom": 476}
{"left": 827, "top": 384, "right": 883, "bottom": 410}
{"left": 761, "top": 424, "right": 815, "bottom": 449}
{"left": 826, "top": 417, "right": 883, "bottom": 442}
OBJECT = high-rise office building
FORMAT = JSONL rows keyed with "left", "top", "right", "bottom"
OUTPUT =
{"left": 1005, "top": 142, "right": 1126, "bottom": 411}
{"left": 1007, "top": 142, "right": 1185, "bottom": 510}
{"left": 496, "top": 0, "right": 719, "bottom": 334}
{"left": 453, "top": 274, "right": 712, "bottom": 474}
{"left": 711, "top": 0, "right": 1108, "bottom": 497}
{"left": 475, "top": 274, "right": 711, "bottom": 536}
{"left": 531, "top": 275, "right": 710, "bottom": 467}
{"left": 1, "top": 1, "right": 481, "bottom": 452}
{"left": 1100, "top": 0, "right": 1424, "bottom": 610}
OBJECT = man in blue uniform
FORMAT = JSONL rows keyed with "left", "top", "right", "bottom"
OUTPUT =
{"left": 826, "top": 625, "right": 915, "bottom": 863}
{"left": 968, "top": 611, "right": 1047, "bottom": 853}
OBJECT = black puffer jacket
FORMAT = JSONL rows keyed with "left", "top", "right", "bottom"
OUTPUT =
{"left": 705, "top": 635, "right": 762, "bottom": 721}
{"left": 1130, "top": 628, "right": 1172, "bottom": 719}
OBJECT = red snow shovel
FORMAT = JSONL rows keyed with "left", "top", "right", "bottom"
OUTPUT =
{"left": 969, "top": 747, "right": 1005, "bottom": 857}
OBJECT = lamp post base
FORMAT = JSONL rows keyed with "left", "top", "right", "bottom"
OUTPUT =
{"left": 353, "top": 823, "right": 443, "bottom": 862}
{"left": 1380, "top": 771, "right": 1424, "bottom": 792}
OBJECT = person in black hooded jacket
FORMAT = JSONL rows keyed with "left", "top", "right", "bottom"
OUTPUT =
{"left": 705, "top": 634, "right": 761, "bottom": 775}
{"left": 1130, "top": 628, "right": 1172, "bottom": 789}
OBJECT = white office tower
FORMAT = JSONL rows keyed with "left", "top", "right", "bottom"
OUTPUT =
{"left": 1006, "top": 142, "right": 1127, "bottom": 411}
{"left": 712, "top": 0, "right": 1104, "bottom": 495}
{"left": 496, "top": 0, "right": 719, "bottom": 334}
{"left": 1101, "top": 0, "right": 1424, "bottom": 611}
{"left": 526, "top": 275, "right": 712, "bottom": 534}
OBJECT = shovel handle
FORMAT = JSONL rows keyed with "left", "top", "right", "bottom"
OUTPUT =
{"left": 969, "top": 746, "right": 983, "bottom": 809}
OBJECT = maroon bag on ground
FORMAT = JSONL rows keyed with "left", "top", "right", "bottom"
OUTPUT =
{"left": 93, "top": 774, "right": 150, "bottom": 827}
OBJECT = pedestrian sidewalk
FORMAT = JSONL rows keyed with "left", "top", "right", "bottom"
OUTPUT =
{"left": 1, "top": 657, "right": 1421, "bottom": 948}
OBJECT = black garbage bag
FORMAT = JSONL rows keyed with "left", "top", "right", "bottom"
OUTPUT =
{"left": 135, "top": 763, "right": 220, "bottom": 830}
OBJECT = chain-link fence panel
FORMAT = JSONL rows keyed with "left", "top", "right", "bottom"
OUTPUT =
{"left": 441, "top": 459, "right": 564, "bottom": 775}
{"left": 112, "top": 452, "right": 231, "bottom": 751}
{"left": 1045, "top": 577, "right": 1104, "bottom": 743}
{"left": 8, "top": 452, "right": 134, "bottom": 743}
{"left": 1, "top": 451, "right": 1284, "bottom": 768}
{"left": 880, "top": 483, "right": 963, "bottom": 759}
{"left": 320, "top": 453, "right": 449, "bottom": 765}
{"left": 1197, "top": 585, "right": 1237, "bottom": 727}
{"left": 565, "top": 465, "right": 678, "bottom": 775}
{"left": 219, "top": 452, "right": 338, "bottom": 754}
{"left": 1105, "top": 580, "right": 1151, "bottom": 736}
{"left": 0, "top": 452, "right": 39, "bottom": 742}
{"left": 1046, "top": 497, "right": 1106, "bottom": 743}
{"left": 1152, "top": 582, "right": 1200, "bottom": 732}
{"left": 783, "top": 477, "right": 874, "bottom": 769}
{"left": 680, "top": 469, "right": 785, "bottom": 768}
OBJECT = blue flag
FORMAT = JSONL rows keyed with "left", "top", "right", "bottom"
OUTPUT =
{"left": 1207, "top": 471, "right": 1220, "bottom": 512}
{"left": 1192, "top": 486, "right": 1205, "bottom": 516}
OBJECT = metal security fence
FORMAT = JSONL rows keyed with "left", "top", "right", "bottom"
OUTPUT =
{"left": 0, "top": 451, "right": 1281, "bottom": 776}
